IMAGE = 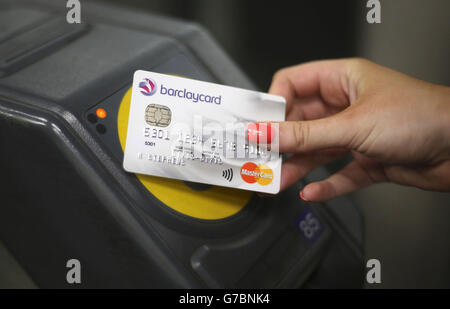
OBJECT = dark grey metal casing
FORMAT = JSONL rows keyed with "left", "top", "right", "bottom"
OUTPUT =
{"left": 0, "top": 0, "right": 364, "bottom": 288}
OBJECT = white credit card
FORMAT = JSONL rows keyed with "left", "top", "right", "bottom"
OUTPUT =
{"left": 123, "top": 70, "right": 286, "bottom": 194}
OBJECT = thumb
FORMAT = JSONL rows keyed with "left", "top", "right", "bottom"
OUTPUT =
{"left": 277, "top": 112, "right": 356, "bottom": 153}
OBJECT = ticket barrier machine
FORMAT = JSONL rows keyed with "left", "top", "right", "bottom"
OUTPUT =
{"left": 0, "top": 0, "right": 364, "bottom": 288}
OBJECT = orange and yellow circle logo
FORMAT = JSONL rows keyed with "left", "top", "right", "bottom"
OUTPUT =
{"left": 240, "top": 162, "right": 273, "bottom": 186}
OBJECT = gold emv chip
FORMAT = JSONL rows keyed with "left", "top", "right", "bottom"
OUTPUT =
{"left": 145, "top": 104, "right": 171, "bottom": 127}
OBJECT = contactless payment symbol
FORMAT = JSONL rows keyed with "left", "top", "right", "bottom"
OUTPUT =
{"left": 139, "top": 78, "right": 157, "bottom": 96}
{"left": 222, "top": 168, "right": 234, "bottom": 182}
{"left": 240, "top": 162, "right": 273, "bottom": 186}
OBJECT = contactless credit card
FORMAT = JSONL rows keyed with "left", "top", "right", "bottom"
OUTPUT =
{"left": 123, "top": 70, "right": 286, "bottom": 194}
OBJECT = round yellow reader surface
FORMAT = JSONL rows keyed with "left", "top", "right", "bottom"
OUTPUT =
{"left": 117, "top": 87, "right": 252, "bottom": 220}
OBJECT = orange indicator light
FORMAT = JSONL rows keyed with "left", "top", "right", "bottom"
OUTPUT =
{"left": 96, "top": 108, "right": 107, "bottom": 119}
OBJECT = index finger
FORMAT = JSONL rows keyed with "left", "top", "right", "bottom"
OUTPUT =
{"left": 268, "top": 59, "right": 353, "bottom": 110}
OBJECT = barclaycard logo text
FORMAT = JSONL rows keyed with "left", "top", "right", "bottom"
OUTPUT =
{"left": 160, "top": 84, "right": 222, "bottom": 105}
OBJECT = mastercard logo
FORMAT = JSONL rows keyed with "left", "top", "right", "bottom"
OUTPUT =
{"left": 240, "top": 162, "right": 273, "bottom": 186}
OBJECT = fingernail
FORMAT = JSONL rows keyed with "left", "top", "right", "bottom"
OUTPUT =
{"left": 247, "top": 123, "right": 275, "bottom": 144}
{"left": 299, "top": 190, "right": 309, "bottom": 201}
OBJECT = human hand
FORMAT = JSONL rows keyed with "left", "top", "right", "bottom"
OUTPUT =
{"left": 266, "top": 58, "right": 450, "bottom": 202}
